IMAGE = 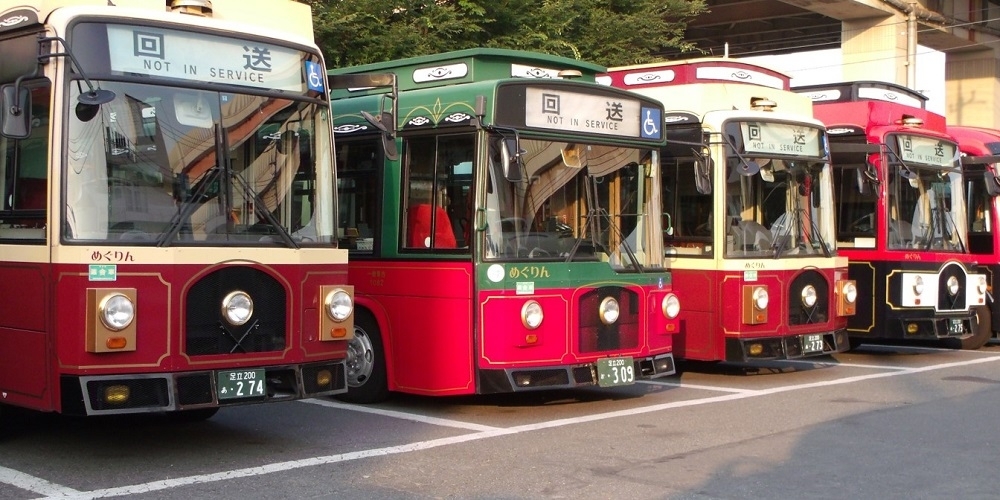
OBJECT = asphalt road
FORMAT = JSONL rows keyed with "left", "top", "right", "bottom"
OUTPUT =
{"left": 2, "top": 341, "right": 1000, "bottom": 499}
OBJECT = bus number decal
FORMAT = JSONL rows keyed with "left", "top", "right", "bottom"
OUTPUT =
{"left": 367, "top": 270, "right": 385, "bottom": 287}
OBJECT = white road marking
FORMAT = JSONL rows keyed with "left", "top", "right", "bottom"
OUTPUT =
{"left": 0, "top": 466, "right": 81, "bottom": 497}
{"left": 300, "top": 398, "right": 501, "bottom": 432}
{"left": 778, "top": 359, "right": 911, "bottom": 370}
{"left": 25, "top": 352, "right": 1000, "bottom": 499}
{"left": 637, "top": 380, "right": 754, "bottom": 393}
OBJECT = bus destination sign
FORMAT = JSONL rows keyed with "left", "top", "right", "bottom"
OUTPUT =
{"left": 524, "top": 88, "right": 661, "bottom": 140}
{"left": 741, "top": 122, "right": 823, "bottom": 157}
{"left": 896, "top": 134, "right": 957, "bottom": 168}
{"left": 106, "top": 25, "right": 323, "bottom": 94}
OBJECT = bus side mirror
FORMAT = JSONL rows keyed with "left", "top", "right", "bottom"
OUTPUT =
{"left": 694, "top": 157, "right": 712, "bottom": 194}
{"left": 1, "top": 84, "right": 31, "bottom": 139}
{"left": 502, "top": 137, "right": 523, "bottom": 182}
{"left": 361, "top": 110, "right": 398, "bottom": 161}
{"left": 985, "top": 170, "right": 1000, "bottom": 196}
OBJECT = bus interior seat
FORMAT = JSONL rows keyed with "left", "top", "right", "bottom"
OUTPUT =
{"left": 407, "top": 203, "right": 457, "bottom": 248}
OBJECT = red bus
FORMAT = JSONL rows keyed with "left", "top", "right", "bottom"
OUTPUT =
{"left": 948, "top": 126, "right": 1000, "bottom": 341}
{"left": 602, "top": 59, "right": 857, "bottom": 362}
{"left": 329, "top": 49, "right": 680, "bottom": 403}
{"left": 0, "top": 0, "right": 355, "bottom": 421}
{"left": 795, "top": 81, "right": 990, "bottom": 349}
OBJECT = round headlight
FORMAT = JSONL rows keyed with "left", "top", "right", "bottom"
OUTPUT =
{"left": 912, "top": 276, "right": 924, "bottom": 296}
{"left": 753, "top": 286, "right": 769, "bottom": 310}
{"left": 222, "top": 291, "right": 253, "bottom": 326}
{"left": 843, "top": 281, "right": 858, "bottom": 304}
{"left": 100, "top": 293, "right": 135, "bottom": 331}
{"left": 325, "top": 288, "right": 354, "bottom": 322}
{"left": 801, "top": 285, "right": 818, "bottom": 308}
{"left": 978, "top": 276, "right": 989, "bottom": 295}
{"left": 662, "top": 293, "right": 681, "bottom": 319}
{"left": 947, "top": 276, "right": 960, "bottom": 296}
{"left": 599, "top": 296, "right": 620, "bottom": 325}
{"left": 521, "top": 300, "right": 543, "bottom": 329}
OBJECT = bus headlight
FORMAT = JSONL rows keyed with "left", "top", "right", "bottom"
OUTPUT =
{"left": 521, "top": 300, "right": 543, "bottom": 329}
{"left": 100, "top": 293, "right": 135, "bottom": 331}
{"left": 662, "top": 293, "right": 681, "bottom": 319}
{"left": 978, "top": 276, "right": 989, "bottom": 295}
{"left": 836, "top": 280, "right": 857, "bottom": 316}
{"left": 842, "top": 281, "right": 858, "bottom": 304}
{"left": 324, "top": 288, "right": 354, "bottom": 322}
{"left": 801, "top": 285, "right": 818, "bottom": 308}
{"left": 753, "top": 287, "right": 769, "bottom": 310}
{"left": 912, "top": 276, "right": 924, "bottom": 296}
{"left": 599, "top": 296, "right": 620, "bottom": 325}
{"left": 221, "top": 291, "right": 253, "bottom": 326}
{"left": 947, "top": 276, "right": 960, "bottom": 296}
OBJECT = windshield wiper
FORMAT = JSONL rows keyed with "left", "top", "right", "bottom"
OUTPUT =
{"left": 158, "top": 166, "right": 220, "bottom": 247}
{"left": 568, "top": 171, "right": 643, "bottom": 272}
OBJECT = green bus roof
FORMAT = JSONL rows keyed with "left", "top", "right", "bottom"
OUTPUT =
{"left": 328, "top": 48, "right": 606, "bottom": 94}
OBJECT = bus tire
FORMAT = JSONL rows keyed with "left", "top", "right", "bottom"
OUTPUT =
{"left": 339, "top": 311, "right": 388, "bottom": 404}
{"left": 953, "top": 306, "right": 992, "bottom": 350}
{"left": 166, "top": 407, "right": 219, "bottom": 422}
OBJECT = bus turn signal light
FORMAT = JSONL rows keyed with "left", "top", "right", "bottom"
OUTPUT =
{"left": 105, "top": 337, "right": 128, "bottom": 350}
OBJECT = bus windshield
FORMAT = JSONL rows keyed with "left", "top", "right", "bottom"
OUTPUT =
{"left": 64, "top": 80, "right": 333, "bottom": 245}
{"left": 484, "top": 135, "right": 662, "bottom": 270}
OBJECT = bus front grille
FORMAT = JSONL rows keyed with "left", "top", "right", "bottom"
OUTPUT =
{"left": 184, "top": 266, "right": 288, "bottom": 356}
{"left": 578, "top": 286, "right": 640, "bottom": 354}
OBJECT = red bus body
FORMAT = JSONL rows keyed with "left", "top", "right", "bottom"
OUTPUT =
{"left": 603, "top": 59, "right": 856, "bottom": 362}
{"left": 796, "top": 82, "right": 990, "bottom": 348}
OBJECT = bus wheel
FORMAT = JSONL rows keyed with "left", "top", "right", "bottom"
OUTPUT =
{"left": 954, "top": 306, "right": 992, "bottom": 350}
{"left": 339, "top": 312, "right": 388, "bottom": 404}
{"left": 166, "top": 408, "right": 219, "bottom": 423}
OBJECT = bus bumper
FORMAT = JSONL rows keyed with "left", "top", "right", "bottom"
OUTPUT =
{"left": 61, "top": 361, "right": 347, "bottom": 416}
{"left": 478, "top": 353, "right": 675, "bottom": 394}
{"left": 853, "top": 313, "right": 976, "bottom": 342}
{"left": 725, "top": 329, "right": 849, "bottom": 362}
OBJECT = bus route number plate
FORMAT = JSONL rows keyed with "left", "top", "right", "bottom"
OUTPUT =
{"left": 596, "top": 357, "right": 635, "bottom": 387}
{"left": 217, "top": 368, "right": 266, "bottom": 400}
{"left": 802, "top": 334, "right": 824, "bottom": 354}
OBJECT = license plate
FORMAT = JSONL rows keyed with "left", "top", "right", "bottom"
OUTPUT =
{"left": 596, "top": 357, "right": 635, "bottom": 387}
{"left": 948, "top": 319, "right": 965, "bottom": 335}
{"left": 801, "top": 334, "right": 824, "bottom": 354}
{"left": 216, "top": 368, "right": 266, "bottom": 400}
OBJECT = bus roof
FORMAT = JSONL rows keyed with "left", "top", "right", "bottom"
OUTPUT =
{"left": 795, "top": 82, "right": 947, "bottom": 137}
{"left": 602, "top": 57, "right": 792, "bottom": 90}
{"left": 1, "top": 0, "right": 314, "bottom": 40}
{"left": 949, "top": 126, "right": 1000, "bottom": 156}
{"left": 328, "top": 48, "right": 606, "bottom": 93}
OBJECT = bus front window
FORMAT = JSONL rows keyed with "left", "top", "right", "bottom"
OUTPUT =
{"left": 485, "top": 136, "right": 662, "bottom": 270}
{"left": 65, "top": 81, "right": 333, "bottom": 245}
{"left": 887, "top": 166, "right": 967, "bottom": 251}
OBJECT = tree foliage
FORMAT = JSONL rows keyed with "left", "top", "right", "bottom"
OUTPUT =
{"left": 307, "top": 0, "right": 707, "bottom": 68}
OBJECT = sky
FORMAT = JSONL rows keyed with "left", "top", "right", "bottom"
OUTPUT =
{"left": 741, "top": 46, "right": 946, "bottom": 114}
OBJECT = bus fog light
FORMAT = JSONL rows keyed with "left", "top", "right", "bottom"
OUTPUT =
{"left": 104, "top": 385, "right": 130, "bottom": 405}
{"left": 521, "top": 301, "right": 543, "bottom": 329}
{"left": 222, "top": 291, "right": 253, "bottom": 326}
{"left": 662, "top": 293, "right": 681, "bottom": 319}
{"left": 316, "top": 369, "right": 332, "bottom": 388}
{"left": 748, "top": 343, "right": 764, "bottom": 356}
{"left": 100, "top": 293, "right": 135, "bottom": 331}
{"left": 906, "top": 323, "right": 919, "bottom": 334}
{"left": 325, "top": 288, "right": 354, "bottom": 322}
{"left": 599, "top": 297, "right": 620, "bottom": 325}
{"left": 801, "top": 285, "right": 818, "bottom": 308}
{"left": 947, "top": 276, "right": 960, "bottom": 296}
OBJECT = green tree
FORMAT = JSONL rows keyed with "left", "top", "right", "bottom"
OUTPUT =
{"left": 308, "top": 0, "right": 706, "bottom": 68}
